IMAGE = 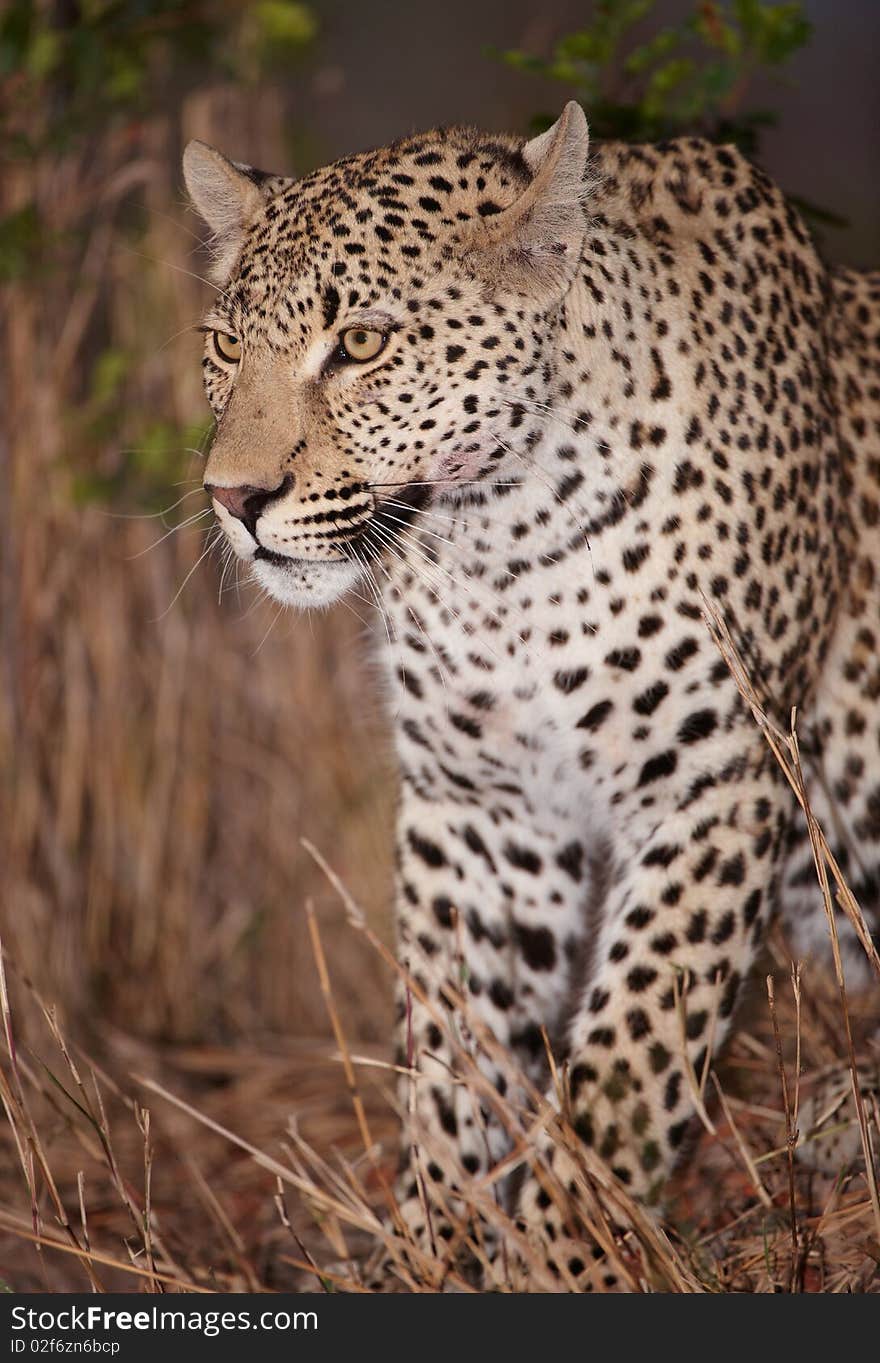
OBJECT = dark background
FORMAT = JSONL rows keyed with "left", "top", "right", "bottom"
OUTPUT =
{"left": 279, "top": 0, "right": 879, "bottom": 266}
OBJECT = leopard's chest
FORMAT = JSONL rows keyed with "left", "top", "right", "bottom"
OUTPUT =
{"left": 379, "top": 494, "right": 697, "bottom": 827}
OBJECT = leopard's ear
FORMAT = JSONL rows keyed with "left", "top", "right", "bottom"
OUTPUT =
{"left": 183, "top": 140, "right": 277, "bottom": 283}
{"left": 462, "top": 101, "right": 590, "bottom": 301}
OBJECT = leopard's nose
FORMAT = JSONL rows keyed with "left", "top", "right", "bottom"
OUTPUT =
{"left": 205, "top": 476, "right": 292, "bottom": 538}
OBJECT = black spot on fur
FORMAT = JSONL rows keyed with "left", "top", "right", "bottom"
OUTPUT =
{"left": 577, "top": 699, "right": 614, "bottom": 731}
{"left": 515, "top": 923, "right": 557, "bottom": 972}
{"left": 637, "top": 750, "right": 678, "bottom": 786}
{"left": 322, "top": 285, "right": 340, "bottom": 328}
{"left": 409, "top": 831, "right": 447, "bottom": 867}
{"left": 677, "top": 709, "right": 717, "bottom": 744}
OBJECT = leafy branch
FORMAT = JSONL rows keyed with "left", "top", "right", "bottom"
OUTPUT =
{"left": 494, "top": 0, "right": 811, "bottom": 151}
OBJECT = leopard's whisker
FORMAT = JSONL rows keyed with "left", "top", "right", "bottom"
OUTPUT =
{"left": 379, "top": 509, "right": 459, "bottom": 551}
{"left": 363, "top": 529, "right": 466, "bottom": 697}
{"left": 218, "top": 541, "right": 237, "bottom": 603}
{"left": 377, "top": 512, "right": 557, "bottom": 648}
{"left": 491, "top": 433, "right": 590, "bottom": 541}
{"left": 153, "top": 528, "right": 220, "bottom": 621}
{"left": 338, "top": 592, "right": 375, "bottom": 635}
{"left": 368, "top": 479, "right": 521, "bottom": 492}
{"left": 360, "top": 537, "right": 453, "bottom": 702}
{"left": 366, "top": 520, "right": 535, "bottom": 668}
{"left": 251, "top": 602, "right": 286, "bottom": 657}
{"left": 118, "top": 244, "right": 236, "bottom": 306}
{"left": 345, "top": 541, "right": 398, "bottom": 660}
{"left": 496, "top": 390, "right": 594, "bottom": 431}
{"left": 382, "top": 496, "right": 526, "bottom": 538}
{"left": 127, "top": 507, "right": 214, "bottom": 561}
{"left": 104, "top": 486, "right": 207, "bottom": 523}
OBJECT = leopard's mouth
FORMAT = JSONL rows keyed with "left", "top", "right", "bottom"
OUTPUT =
{"left": 253, "top": 545, "right": 348, "bottom": 568}
{"left": 250, "top": 551, "right": 362, "bottom": 610}
{"left": 253, "top": 546, "right": 292, "bottom": 567}
{"left": 219, "top": 483, "right": 434, "bottom": 608}
{"left": 248, "top": 485, "right": 430, "bottom": 570}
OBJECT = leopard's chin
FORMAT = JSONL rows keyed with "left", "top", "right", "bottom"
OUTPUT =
{"left": 250, "top": 555, "right": 361, "bottom": 610}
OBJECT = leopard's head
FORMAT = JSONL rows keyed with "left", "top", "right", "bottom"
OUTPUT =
{"left": 183, "top": 103, "right": 589, "bottom": 608}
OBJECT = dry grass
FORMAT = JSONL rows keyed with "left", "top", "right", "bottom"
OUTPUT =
{"left": 1, "top": 85, "right": 395, "bottom": 1046}
{"left": 0, "top": 76, "right": 398, "bottom": 1290}
{"left": 1, "top": 76, "right": 877, "bottom": 1294}
{"left": 0, "top": 889, "right": 878, "bottom": 1293}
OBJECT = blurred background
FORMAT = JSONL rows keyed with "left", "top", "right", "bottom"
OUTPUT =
{"left": 0, "top": 0, "right": 878, "bottom": 1289}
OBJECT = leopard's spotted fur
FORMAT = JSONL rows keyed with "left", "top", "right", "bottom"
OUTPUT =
{"left": 183, "top": 103, "right": 880, "bottom": 1288}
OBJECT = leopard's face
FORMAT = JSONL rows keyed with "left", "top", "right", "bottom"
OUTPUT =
{"left": 186, "top": 108, "right": 589, "bottom": 607}
{"left": 201, "top": 228, "right": 539, "bottom": 608}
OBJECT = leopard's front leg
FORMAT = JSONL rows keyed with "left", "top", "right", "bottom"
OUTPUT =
{"left": 517, "top": 744, "right": 788, "bottom": 1290}
{"left": 385, "top": 782, "right": 588, "bottom": 1281}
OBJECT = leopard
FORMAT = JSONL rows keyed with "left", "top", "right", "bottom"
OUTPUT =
{"left": 182, "top": 101, "right": 880, "bottom": 1289}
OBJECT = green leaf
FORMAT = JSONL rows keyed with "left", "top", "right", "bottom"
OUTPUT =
{"left": 557, "top": 30, "right": 604, "bottom": 63}
{"left": 734, "top": 0, "right": 812, "bottom": 62}
{"left": 700, "top": 60, "right": 739, "bottom": 100}
{"left": 491, "top": 47, "right": 548, "bottom": 74}
{"left": 624, "top": 28, "right": 679, "bottom": 75}
{"left": 0, "top": 0, "right": 33, "bottom": 77}
{"left": 693, "top": 4, "right": 742, "bottom": 56}
{"left": 647, "top": 56, "right": 695, "bottom": 95}
{"left": 105, "top": 50, "right": 144, "bottom": 102}
{"left": 26, "top": 27, "right": 62, "bottom": 78}
{"left": 90, "top": 348, "right": 131, "bottom": 406}
{"left": 253, "top": 1, "right": 317, "bottom": 53}
{"left": 547, "top": 60, "right": 585, "bottom": 84}
{"left": 733, "top": 0, "right": 765, "bottom": 42}
{"left": 0, "top": 202, "right": 40, "bottom": 282}
{"left": 490, "top": 0, "right": 813, "bottom": 156}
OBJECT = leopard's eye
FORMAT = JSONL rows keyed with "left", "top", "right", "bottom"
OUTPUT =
{"left": 339, "top": 327, "right": 386, "bottom": 362}
{"left": 212, "top": 331, "right": 241, "bottom": 364}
